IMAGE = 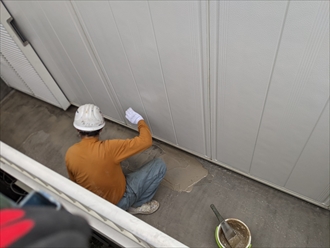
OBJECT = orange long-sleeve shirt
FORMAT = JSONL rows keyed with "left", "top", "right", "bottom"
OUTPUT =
{"left": 65, "top": 120, "right": 152, "bottom": 204}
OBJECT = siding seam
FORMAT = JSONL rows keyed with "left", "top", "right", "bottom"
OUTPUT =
{"left": 248, "top": 0, "right": 291, "bottom": 174}
{"left": 147, "top": 1, "right": 178, "bottom": 145}
{"left": 284, "top": 98, "right": 330, "bottom": 187}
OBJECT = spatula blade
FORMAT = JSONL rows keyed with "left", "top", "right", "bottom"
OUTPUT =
{"left": 221, "top": 221, "right": 241, "bottom": 248}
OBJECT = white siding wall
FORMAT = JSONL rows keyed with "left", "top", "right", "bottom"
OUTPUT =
{"left": 2, "top": 1, "right": 329, "bottom": 208}
{"left": 250, "top": 1, "right": 329, "bottom": 187}
{"left": 210, "top": 1, "right": 288, "bottom": 173}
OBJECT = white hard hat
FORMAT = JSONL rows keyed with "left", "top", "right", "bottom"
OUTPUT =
{"left": 73, "top": 104, "right": 105, "bottom": 131}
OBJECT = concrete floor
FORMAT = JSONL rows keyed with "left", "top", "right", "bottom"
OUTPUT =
{"left": 1, "top": 89, "right": 329, "bottom": 248}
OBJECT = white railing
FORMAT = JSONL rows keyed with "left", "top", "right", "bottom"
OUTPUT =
{"left": 0, "top": 141, "right": 188, "bottom": 248}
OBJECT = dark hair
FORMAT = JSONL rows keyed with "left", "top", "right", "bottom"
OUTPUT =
{"left": 78, "top": 129, "right": 102, "bottom": 137}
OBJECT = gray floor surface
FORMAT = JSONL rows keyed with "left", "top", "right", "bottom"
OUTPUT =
{"left": 1, "top": 90, "right": 329, "bottom": 248}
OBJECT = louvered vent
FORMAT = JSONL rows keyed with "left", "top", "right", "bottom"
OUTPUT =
{"left": 0, "top": 2, "right": 69, "bottom": 109}
{"left": 0, "top": 23, "right": 61, "bottom": 106}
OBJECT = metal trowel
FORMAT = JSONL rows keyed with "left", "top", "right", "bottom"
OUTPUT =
{"left": 210, "top": 204, "right": 241, "bottom": 248}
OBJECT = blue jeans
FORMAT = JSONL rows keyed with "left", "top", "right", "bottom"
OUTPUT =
{"left": 117, "top": 158, "right": 167, "bottom": 210}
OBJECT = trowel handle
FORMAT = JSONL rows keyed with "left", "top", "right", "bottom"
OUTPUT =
{"left": 210, "top": 204, "right": 225, "bottom": 224}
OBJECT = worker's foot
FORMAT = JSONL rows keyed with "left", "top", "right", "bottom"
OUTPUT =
{"left": 128, "top": 200, "right": 159, "bottom": 215}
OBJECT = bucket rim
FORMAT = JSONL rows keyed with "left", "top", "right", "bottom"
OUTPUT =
{"left": 214, "top": 218, "right": 251, "bottom": 248}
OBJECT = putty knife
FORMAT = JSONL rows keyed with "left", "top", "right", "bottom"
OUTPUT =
{"left": 210, "top": 204, "right": 241, "bottom": 248}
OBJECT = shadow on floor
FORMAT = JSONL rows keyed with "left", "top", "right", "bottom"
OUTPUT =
{"left": 0, "top": 78, "right": 13, "bottom": 102}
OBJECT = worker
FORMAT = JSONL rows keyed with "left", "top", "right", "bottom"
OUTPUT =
{"left": 65, "top": 104, "right": 167, "bottom": 215}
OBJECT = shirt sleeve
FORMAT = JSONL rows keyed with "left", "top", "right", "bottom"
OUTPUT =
{"left": 106, "top": 120, "right": 152, "bottom": 163}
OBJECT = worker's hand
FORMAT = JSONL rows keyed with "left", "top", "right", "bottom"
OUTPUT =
{"left": 125, "top": 108, "right": 143, "bottom": 124}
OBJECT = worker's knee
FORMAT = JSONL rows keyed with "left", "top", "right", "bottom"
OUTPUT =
{"left": 154, "top": 157, "right": 167, "bottom": 177}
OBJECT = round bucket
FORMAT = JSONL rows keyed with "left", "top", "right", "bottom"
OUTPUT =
{"left": 215, "top": 218, "right": 252, "bottom": 248}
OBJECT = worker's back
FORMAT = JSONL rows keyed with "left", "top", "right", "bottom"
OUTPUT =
{"left": 65, "top": 120, "right": 152, "bottom": 205}
{"left": 65, "top": 137, "right": 126, "bottom": 204}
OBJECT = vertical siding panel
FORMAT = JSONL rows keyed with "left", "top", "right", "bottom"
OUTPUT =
{"left": 72, "top": 1, "right": 136, "bottom": 122}
{"left": 251, "top": 1, "right": 329, "bottom": 186}
{"left": 149, "top": 1, "right": 208, "bottom": 155}
{"left": 210, "top": 1, "right": 287, "bottom": 172}
{"left": 199, "top": 1, "right": 211, "bottom": 158}
{"left": 285, "top": 101, "right": 329, "bottom": 203}
{"left": 38, "top": 1, "right": 121, "bottom": 121}
{"left": 106, "top": 1, "right": 176, "bottom": 142}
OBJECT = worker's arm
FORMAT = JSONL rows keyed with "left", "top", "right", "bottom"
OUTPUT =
{"left": 108, "top": 108, "right": 152, "bottom": 163}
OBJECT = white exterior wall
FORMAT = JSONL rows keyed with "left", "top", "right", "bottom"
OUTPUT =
{"left": 1, "top": 1, "right": 329, "bottom": 208}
